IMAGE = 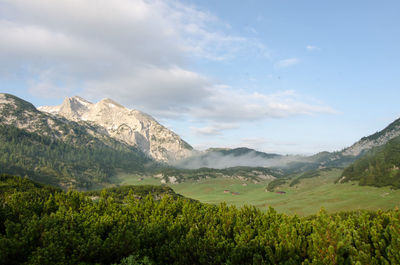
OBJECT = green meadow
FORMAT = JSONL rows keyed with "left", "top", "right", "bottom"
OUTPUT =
{"left": 112, "top": 168, "right": 400, "bottom": 216}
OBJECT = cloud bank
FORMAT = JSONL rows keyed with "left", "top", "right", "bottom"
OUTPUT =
{"left": 0, "top": 0, "right": 334, "bottom": 137}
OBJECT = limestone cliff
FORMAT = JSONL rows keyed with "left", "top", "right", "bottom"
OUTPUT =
{"left": 39, "top": 96, "right": 193, "bottom": 162}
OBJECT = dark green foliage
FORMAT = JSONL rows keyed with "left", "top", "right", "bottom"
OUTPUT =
{"left": 341, "top": 136, "right": 400, "bottom": 188}
{"left": 0, "top": 125, "right": 152, "bottom": 189}
{"left": 206, "top": 147, "right": 281, "bottom": 159}
{"left": 289, "top": 168, "right": 332, "bottom": 187}
{"left": 156, "top": 166, "right": 283, "bottom": 183}
{"left": 114, "top": 255, "right": 153, "bottom": 265}
{"left": 266, "top": 178, "right": 287, "bottom": 192}
{"left": 289, "top": 178, "right": 301, "bottom": 187}
{"left": 85, "top": 185, "right": 181, "bottom": 202}
{"left": 284, "top": 153, "right": 356, "bottom": 175}
{"left": 1, "top": 175, "right": 400, "bottom": 264}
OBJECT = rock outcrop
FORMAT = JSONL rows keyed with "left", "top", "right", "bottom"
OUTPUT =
{"left": 39, "top": 96, "right": 193, "bottom": 162}
{"left": 342, "top": 118, "right": 400, "bottom": 157}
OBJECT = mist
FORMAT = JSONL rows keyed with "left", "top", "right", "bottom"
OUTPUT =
{"left": 173, "top": 150, "right": 309, "bottom": 169}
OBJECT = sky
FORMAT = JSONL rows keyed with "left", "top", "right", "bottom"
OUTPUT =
{"left": 0, "top": 0, "right": 399, "bottom": 155}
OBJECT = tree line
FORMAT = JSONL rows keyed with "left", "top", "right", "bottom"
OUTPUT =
{"left": 0, "top": 125, "right": 152, "bottom": 189}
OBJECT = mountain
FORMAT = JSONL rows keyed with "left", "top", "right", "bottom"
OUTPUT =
{"left": 174, "top": 116, "right": 400, "bottom": 172}
{"left": 0, "top": 93, "right": 152, "bottom": 189}
{"left": 173, "top": 147, "right": 283, "bottom": 169}
{"left": 39, "top": 96, "right": 193, "bottom": 162}
{"left": 205, "top": 147, "right": 281, "bottom": 159}
{"left": 1, "top": 93, "right": 117, "bottom": 143}
{"left": 339, "top": 135, "right": 400, "bottom": 188}
{"left": 342, "top": 117, "right": 400, "bottom": 156}
{"left": 283, "top": 117, "right": 400, "bottom": 173}
{"left": 3, "top": 92, "right": 400, "bottom": 188}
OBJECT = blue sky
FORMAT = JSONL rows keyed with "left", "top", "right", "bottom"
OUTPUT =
{"left": 1, "top": 0, "right": 399, "bottom": 154}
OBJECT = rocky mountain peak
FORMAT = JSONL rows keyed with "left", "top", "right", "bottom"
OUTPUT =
{"left": 59, "top": 96, "right": 93, "bottom": 120}
{"left": 67, "top": 96, "right": 92, "bottom": 107}
{"left": 98, "top": 98, "right": 125, "bottom": 109}
{"left": 0, "top": 93, "right": 99, "bottom": 141}
{"left": 39, "top": 96, "right": 193, "bottom": 162}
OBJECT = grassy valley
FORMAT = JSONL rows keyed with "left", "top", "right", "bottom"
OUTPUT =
{"left": 112, "top": 168, "right": 400, "bottom": 216}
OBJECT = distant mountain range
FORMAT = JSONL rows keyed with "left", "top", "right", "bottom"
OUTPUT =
{"left": 173, "top": 147, "right": 283, "bottom": 169}
{"left": 1, "top": 93, "right": 400, "bottom": 188}
{"left": 175, "top": 118, "right": 400, "bottom": 172}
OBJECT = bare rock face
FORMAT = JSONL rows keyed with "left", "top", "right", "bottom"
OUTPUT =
{"left": 0, "top": 93, "right": 75, "bottom": 138}
{"left": 39, "top": 96, "right": 193, "bottom": 162}
{"left": 0, "top": 93, "right": 115, "bottom": 144}
{"left": 342, "top": 118, "right": 400, "bottom": 157}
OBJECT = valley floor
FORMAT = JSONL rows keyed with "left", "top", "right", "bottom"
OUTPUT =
{"left": 112, "top": 168, "right": 400, "bottom": 216}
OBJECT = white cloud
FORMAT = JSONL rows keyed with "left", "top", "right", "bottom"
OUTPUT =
{"left": 27, "top": 69, "right": 74, "bottom": 98}
{"left": 191, "top": 123, "right": 238, "bottom": 136}
{"left": 245, "top": 26, "right": 258, "bottom": 35}
{"left": 0, "top": 0, "right": 335, "bottom": 141}
{"left": 0, "top": 0, "right": 258, "bottom": 65}
{"left": 274, "top": 58, "right": 300, "bottom": 68}
{"left": 83, "top": 71, "right": 336, "bottom": 127}
{"left": 192, "top": 126, "right": 222, "bottom": 136}
{"left": 0, "top": 0, "right": 268, "bottom": 95}
{"left": 306, "top": 45, "right": 320, "bottom": 51}
{"left": 192, "top": 87, "right": 335, "bottom": 123}
{"left": 82, "top": 66, "right": 212, "bottom": 118}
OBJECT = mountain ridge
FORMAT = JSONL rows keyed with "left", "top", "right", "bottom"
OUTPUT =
{"left": 39, "top": 96, "right": 193, "bottom": 162}
{"left": 0, "top": 93, "right": 153, "bottom": 189}
{"left": 3, "top": 93, "right": 400, "bottom": 174}
{"left": 339, "top": 135, "right": 400, "bottom": 188}
{"left": 341, "top": 117, "right": 400, "bottom": 156}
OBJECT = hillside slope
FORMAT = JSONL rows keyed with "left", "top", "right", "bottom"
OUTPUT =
{"left": 284, "top": 117, "right": 400, "bottom": 173}
{"left": 342, "top": 117, "right": 400, "bottom": 156}
{"left": 340, "top": 135, "right": 400, "bottom": 188}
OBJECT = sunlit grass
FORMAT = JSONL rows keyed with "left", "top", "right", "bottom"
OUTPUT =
{"left": 112, "top": 168, "right": 400, "bottom": 216}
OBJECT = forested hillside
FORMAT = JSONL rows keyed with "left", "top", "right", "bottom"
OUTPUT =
{"left": 1, "top": 174, "right": 400, "bottom": 264}
{"left": 340, "top": 136, "right": 400, "bottom": 188}
{"left": 0, "top": 125, "right": 152, "bottom": 189}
